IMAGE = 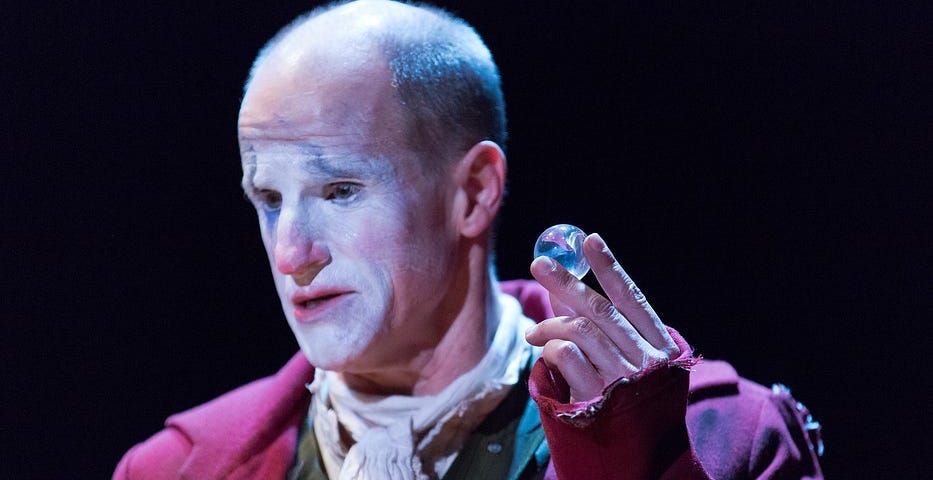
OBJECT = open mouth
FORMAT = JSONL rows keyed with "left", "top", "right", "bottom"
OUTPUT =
{"left": 292, "top": 291, "right": 350, "bottom": 322}
{"left": 300, "top": 293, "right": 341, "bottom": 309}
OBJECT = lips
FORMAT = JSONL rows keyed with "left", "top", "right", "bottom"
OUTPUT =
{"left": 291, "top": 288, "right": 352, "bottom": 323}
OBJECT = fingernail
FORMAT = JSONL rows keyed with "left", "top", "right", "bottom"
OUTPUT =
{"left": 590, "top": 232, "right": 606, "bottom": 250}
{"left": 524, "top": 325, "right": 536, "bottom": 337}
{"left": 533, "top": 256, "right": 555, "bottom": 273}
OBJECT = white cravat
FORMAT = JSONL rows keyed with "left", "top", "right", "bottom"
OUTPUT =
{"left": 307, "top": 291, "right": 534, "bottom": 480}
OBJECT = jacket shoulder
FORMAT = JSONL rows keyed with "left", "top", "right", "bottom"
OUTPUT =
{"left": 114, "top": 428, "right": 191, "bottom": 480}
{"left": 113, "top": 353, "right": 315, "bottom": 480}
{"left": 686, "top": 360, "right": 824, "bottom": 479}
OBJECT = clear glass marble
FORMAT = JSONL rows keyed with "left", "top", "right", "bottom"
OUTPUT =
{"left": 533, "top": 224, "right": 590, "bottom": 279}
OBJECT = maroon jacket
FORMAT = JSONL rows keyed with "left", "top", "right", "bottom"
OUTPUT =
{"left": 115, "top": 280, "right": 823, "bottom": 479}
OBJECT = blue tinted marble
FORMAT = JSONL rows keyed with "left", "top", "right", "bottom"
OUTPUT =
{"left": 533, "top": 224, "right": 590, "bottom": 279}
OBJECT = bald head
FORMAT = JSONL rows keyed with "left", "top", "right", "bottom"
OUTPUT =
{"left": 243, "top": 0, "right": 506, "bottom": 168}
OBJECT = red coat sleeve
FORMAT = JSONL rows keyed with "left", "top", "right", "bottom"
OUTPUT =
{"left": 529, "top": 328, "right": 710, "bottom": 480}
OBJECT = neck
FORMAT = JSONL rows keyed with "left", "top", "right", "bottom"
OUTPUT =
{"left": 341, "top": 242, "right": 499, "bottom": 396}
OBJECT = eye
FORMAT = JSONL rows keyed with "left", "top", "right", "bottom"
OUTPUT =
{"left": 325, "top": 182, "right": 361, "bottom": 202}
{"left": 255, "top": 189, "right": 282, "bottom": 211}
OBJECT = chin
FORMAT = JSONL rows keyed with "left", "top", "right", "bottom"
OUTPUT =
{"left": 295, "top": 333, "right": 372, "bottom": 372}
{"left": 298, "top": 347, "right": 351, "bottom": 371}
{"left": 286, "top": 303, "right": 388, "bottom": 371}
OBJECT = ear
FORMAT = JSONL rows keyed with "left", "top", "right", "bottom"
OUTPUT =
{"left": 454, "top": 140, "right": 506, "bottom": 238}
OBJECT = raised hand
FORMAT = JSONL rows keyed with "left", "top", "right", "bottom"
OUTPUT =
{"left": 525, "top": 233, "right": 680, "bottom": 402}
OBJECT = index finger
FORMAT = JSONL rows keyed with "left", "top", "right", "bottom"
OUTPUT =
{"left": 530, "top": 256, "right": 656, "bottom": 358}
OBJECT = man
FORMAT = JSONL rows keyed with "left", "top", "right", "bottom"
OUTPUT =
{"left": 115, "top": 1, "right": 823, "bottom": 478}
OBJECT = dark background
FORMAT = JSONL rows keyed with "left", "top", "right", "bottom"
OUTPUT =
{"left": 4, "top": 1, "right": 930, "bottom": 478}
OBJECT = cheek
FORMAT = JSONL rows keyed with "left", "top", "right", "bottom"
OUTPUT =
{"left": 367, "top": 218, "right": 453, "bottom": 291}
{"left": 343, "top": 198, "right": 411, "bottom": 256}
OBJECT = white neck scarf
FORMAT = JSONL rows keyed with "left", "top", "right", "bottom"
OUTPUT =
{"left": 307, "top": 291, "right": 534, "bottom": 480}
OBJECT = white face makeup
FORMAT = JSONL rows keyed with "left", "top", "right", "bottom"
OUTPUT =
{"left": 238, "top": 36, "right": 461, "bottom": 376}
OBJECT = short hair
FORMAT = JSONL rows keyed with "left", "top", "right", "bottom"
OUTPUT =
{"left": 244, "top": 0, "right": 507, "bottom": 170}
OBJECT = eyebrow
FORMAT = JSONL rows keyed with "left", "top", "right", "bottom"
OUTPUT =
{"left": 303, "top": 149, "right": 393, "bottom": 179}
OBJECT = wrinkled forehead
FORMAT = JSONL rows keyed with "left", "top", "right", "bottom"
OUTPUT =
{"left": 237, "top": 4, "right": 435, "bottom": 183}
{"left": 240, "top": 141, "right": 397, "bottom": 185}
{"left": 237, "top": 53, "right": 410, "bottom": 169}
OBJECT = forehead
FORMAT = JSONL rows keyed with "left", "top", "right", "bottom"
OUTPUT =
{"left": 238, "top": 64, "right": 415, "bottom": 183}
{"left": 239, "top": 60, "right": 400, "bottom": 136}
{"left": 236, "top": 9, "right": 441, "bottom": 186}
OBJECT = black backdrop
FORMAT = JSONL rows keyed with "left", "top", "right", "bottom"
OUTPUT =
{"left": 4, "top": 1, "right": 930, "bottom": 478}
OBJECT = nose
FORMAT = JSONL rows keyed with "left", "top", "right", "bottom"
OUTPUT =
{"left": 274, "top": 214, "right": 331, "bottom": 286}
